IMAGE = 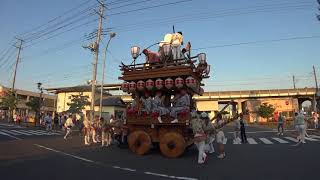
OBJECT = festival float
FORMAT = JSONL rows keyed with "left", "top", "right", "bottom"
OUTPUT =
{"left": 118, "top": 31, "right": 211, "bottom": 158}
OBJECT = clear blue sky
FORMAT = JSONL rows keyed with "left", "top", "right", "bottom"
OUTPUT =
{"left": 0, "top": 0, "right": 319, "bottom": 92}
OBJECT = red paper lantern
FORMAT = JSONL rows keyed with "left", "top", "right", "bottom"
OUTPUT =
{"left": 175, "top": 77, "right": 184, "bottom": 89}
{"left": 121, "top": 82, "right": 129, "bottom": 92}
{"left": 165, "top": 78, "right": 174, "bottom": 89}
{"left": 186, "top": 76, "right": 197, "bottom": 89}
{"left": 155, "top": 78, "right": 164, "bottom": 89}
{"left": 137, "top": 80, "right": 145, "bottom": 91}
{"left": 129, "top": 81, "right": 136, "bottom": 92}
{"left": 146, "top": 79, "right": 154, "bottom": 90}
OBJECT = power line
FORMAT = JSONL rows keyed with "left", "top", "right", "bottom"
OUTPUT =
{"left": 108, "top": 2, "right": 312, "bottom": 33}
{"left": 106, "top": 0, "right": 193, "bottom": 16}
{"left": 19, "top": 0, "right": 93, "bottom": 38}
{"left": 193, "top": 35, "right": 320, "bottom": 50}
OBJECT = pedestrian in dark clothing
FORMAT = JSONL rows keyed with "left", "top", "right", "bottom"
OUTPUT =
{"left": 53, "top": 114, "right": 59, "bottom": 130}
{"left": 239, "top": 113, "right": 248, "bottom": 143}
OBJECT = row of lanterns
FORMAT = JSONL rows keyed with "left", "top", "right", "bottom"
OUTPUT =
{"left": 122, "top": 77, "right": 197, "bottom": 92}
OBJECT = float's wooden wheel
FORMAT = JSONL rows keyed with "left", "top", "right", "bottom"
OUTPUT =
{"left": 128, "top": 130, "right": 151, "bottom": 155}
{"left": 159, "top": 132, "right": 185, "bottom": 158}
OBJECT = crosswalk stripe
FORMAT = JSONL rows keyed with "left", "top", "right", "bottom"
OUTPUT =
{"left": 11, "top": 129, "right": 31, "bottom": 136}
{"left": 29, "top": 130, "right": 48, "bottom": 135}
{"left": 310, "top": 135, "right": 320, "bottom": 139}
{"left": 284, "top": 137, "right": 299, "bottom": 143}
{"left": 0, "top": 129, "right": 20, "bottom": 136}
{"left": 11, "top": 130, "right": 32, "bottom": 136}
{"left": 19, "top": 130, "right": 43, "bottom": 135}
{"left": 247, "top": 138, "right": 258, "bottom": 144}
{"left": 0, "top": 130, "right": 22, "bottom": 140}
{"left": 33, "top": 130, "right": 60, "bottom": 135}
{"left": 272, "top": 137, "right": 289, "bottom": 144}
{"left": 305, "top": 137, "right": 319, "bottom": 142}
{"left": 259, "top": 138, "right": 273, "bottom": 144}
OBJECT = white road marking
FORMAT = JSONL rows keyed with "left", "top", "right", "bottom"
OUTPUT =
{"left": 247, "top": 138, "right": 258, "bottom": 144}
{"left": 305, "top": 137, "right": 319, "bottom": 142}
{"left": 144, "top": 172, "right": 198, "bottom": 180}
{"left": 21, "top": 130, "right": 44, "bottom": 136}
{"left": 1, "top": 129, "right": 20, "bottom": 136}
{"left": 259, "top": 138, "right": 273, "bottom": 144}
{"left": 284, "top": 137, "right": 299, "bottom": 143}
{"left": 34, "top": 144, "right": 94, "bottom": 163}
{"left": 27, "top": 130, "right": 49, "bottom": 135}
{"left": 35, "top": 144, "right": 198, "bottom": 180}
{"left": 0, "top": 130, "right": 22, "bottom": 140}
{"left": 33, "top": 130, "right": 60, "bottom": 135}
{"left": 272, "top": 137, "right": 289, "bottom": 144}
{"left": 11, "top": 130, "right": 32, "bottom": 136}
{"left": 310, "top": 135, "right": 320, "bottom": 139}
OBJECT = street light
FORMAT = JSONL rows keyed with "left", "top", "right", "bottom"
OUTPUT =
{"left": 130, "top": 46, "right": 140, "bottom": 68}
{"left": 99, "top": 32, "right": 116, "bottom": 119}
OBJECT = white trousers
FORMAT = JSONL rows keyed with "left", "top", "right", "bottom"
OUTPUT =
{"left": 195, "top": 141, "right": 206, "bottom": 163}
{"left": 64, "top": 128, "right": 71, "bottom": 139}
{"left": 296, "top": 124, "right": 306, "bottom": 143}
{"left": 204, "top": 136, "right": 215, "bottom": 153}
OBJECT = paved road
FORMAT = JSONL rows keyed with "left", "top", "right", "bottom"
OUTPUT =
{"left": 0, "top": 122, "right": 319, "bottom": 180}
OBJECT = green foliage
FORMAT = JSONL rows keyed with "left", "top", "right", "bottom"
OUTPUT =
{"left": 257, "top": 103, "right": 275, "bottom": 119}
{"left": 0, "top": 91, "right": 18, "bottom": 121}
{"left": 26, "top": 97, "right": 40, "bottom": 113}
{"left": 0, "top": 91, "right": 18, "bottom": 110}
{"left": 67, "top": 94, "right": 90, "bottom": 114}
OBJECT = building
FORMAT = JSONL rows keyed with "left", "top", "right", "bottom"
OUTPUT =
{"left": 0, "top": 85, "right": 56, "bottom": 121}
{"left": 46, "top": 84, "right": 124, "bottom": 119}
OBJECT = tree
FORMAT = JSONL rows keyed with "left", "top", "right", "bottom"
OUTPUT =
{"left": 257, "top": 103, "right": 275, "bottom": 121}
{"left": 26, "top": 97, "right": 40, "bottom": 115}
{"left": 67, "top": 94, "right": 90, "bottom": 114}
{"left": 0, "top": 91, "right": 18, "bottom": 122}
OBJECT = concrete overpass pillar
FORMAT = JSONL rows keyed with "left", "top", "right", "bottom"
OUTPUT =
{"left": 237, "top": 100, "right": 243, "bottom": 114}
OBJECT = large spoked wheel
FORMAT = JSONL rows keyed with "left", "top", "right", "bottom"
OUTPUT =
{"left": 159, "top": 132, "right": 186, "bottom": 158}
{"left": 128, "top": 130, "right": 151, "bottom": 155}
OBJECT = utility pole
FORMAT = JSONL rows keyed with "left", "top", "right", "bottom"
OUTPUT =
{"left": 313, "top": 65, "right": 319, "bottom": 92}
{"left": 90, "top": 1, "right": 105, "bottom": 121}
{"left": 313, "top": 65, "right": 319, "bottom": 113}
{"left": 12, "top": 39, "right": 23, "bottom": 92}
{"left": 292, "top": 75, "right": 296, "bottom": 89}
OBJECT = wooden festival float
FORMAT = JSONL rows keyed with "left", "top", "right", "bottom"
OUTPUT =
{"left": 118, "top": 33, "right": 211, "bottom": 158}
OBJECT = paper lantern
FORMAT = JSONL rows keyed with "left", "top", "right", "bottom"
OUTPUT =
{"left": 165, "top": 78, "right": 174, "bottom": 89}
{"left": 129, "top": 81, "right": 136, "bottom": 92}
{"left": 175, "top": 77, "right": 184, "bottom": 89}
{"left": 146, "top": 79, "right": 154, "bottom": 90}
{"left": 121, "top": 82, "right": 129, "bottom": 92}
{"left": 198, "top": 53, "right": 206, "bottom": 64}
{"left": 155, "top": 78, "right": 164, "bottom": 89}
{"left": 186, "top": 76, "right": 197, "bottom": 89}
{"left": 137, "top": 80, "right": 145, "bottom": 91}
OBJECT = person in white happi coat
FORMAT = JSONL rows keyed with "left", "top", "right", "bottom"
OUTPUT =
{"left": 171, "top": 32, "right": 184, "bottom": 60}
{"left": 140, "top": 91, "right": 153, "bottom": 114}
{"left": 83, "top": 116, "right": 91, "bottom": 145}
{"left": 170, "top": 88, "right": 190, "bottom": 123}
{"left": 152, "top": 91, "right": 169, "bottom": 123}
{"left": 190, "top": 111, "right": 207, "bottom": 164}
{"left": 203, "top": 113, "right": 215, "bottom": 154}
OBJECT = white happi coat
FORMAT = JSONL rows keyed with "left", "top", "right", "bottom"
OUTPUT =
{"left": 141, "top": 97, "right": 152, "bottom": 114}
{"left": 152, "top": 96, "right": 169, "bottom": 116}
{"left": 170, "top": 94, "right": 190, "bottom": 118}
